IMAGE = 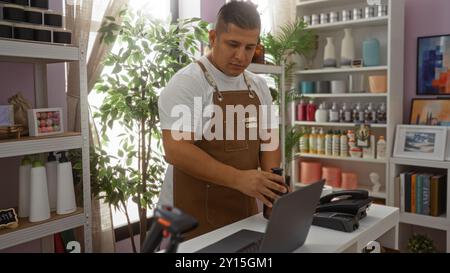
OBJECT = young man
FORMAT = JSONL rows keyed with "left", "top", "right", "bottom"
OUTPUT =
{"left": 158, "top": 1, "right": 283, "bottom": 239}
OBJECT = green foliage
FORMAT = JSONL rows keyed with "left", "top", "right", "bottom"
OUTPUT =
{"left": 92, "top": 8, "right": 209, "bottom": 249}
{"left": 407, "top": 234, "right": 437, "bottom": 253}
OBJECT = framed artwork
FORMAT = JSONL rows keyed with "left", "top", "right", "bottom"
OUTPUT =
{"left": 0, "top": 105, "right": 14, "bottom": 126}
{"left": 409, "top": 98, "right": 450, "bottom": 126}
{"left": 394, "top": 125, "right": 447, "bottom": 161}
{"left": 27, "top": 108, "right": 64, "bottom": 136}
{"left": 416, "top": 34, "right": 450, "bottom": 95}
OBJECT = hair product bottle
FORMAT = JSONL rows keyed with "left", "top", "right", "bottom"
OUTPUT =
{"left": 56, "top": 151, "right": 77, "bottom": 215}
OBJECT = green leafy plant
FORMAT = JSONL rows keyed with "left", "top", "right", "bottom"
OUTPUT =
{"left": 261, "top": 20, "right": 315, "bottom": 178}
{"left": 93, "top": 9, "right": 208, "bottom": 252}
{"left": 407, "top": 234, "right": 436, "bottom": 253}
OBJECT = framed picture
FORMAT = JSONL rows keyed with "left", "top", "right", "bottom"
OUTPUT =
{"left": 0, "top": 105, "right": 14, "bottom": 126}
{"left": 27, "top": 108, "right": 64, "bottom": 136}
{"left": 394, "top": 125, "right": 447, "bottom": 161}
{"left": 409, "top": 98, "right": 450, "bottom": 126}
{"left": 416, "top": 34, "right": 450, "bottom": 95}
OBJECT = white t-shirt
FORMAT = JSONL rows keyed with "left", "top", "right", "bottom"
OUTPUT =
{"left": 157, "top": 55, "right": 278, "bottom": 206}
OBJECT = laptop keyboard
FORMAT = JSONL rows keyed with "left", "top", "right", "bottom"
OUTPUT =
{"left": 237, "top": 237, "right": 263, "bottom": 253}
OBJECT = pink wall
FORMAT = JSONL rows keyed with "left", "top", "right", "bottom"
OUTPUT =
{"left": 201, "top": 0, "right": 225, "bottom": 23}
{"left": 403, "top": 0, "right": 450, "bottom": 123}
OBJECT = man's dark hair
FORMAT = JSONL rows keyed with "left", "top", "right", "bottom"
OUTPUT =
{"left": 215, "top": 1, "right": 261, "bottom": 35}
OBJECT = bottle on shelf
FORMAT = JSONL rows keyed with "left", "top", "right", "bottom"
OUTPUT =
{"left": 297, "top": 99, "right": 307, "bottom": 121}
{"left": 364, "top": 102, "right": 377, "bottom": 124}
{"left": 332, "top": 130, "right": 340, "bottom": 157}
{"left": 325, "top": 130, "right": 333, "bottom": 156}
{"left": 376, "top": 136, "right": 386, "bottom": 159}
{"left": 263, "top": 168, "right": 288, "bottom": 220}
{"left": 309, "top": 127, "right": 317, "bottom": 154}
{"left": 341, "top": 102, "right": 353, "bottom": 123}
{"left": 56, "top": 151, "right": 77, "bottom": 215}
{"left": 18, "top": 156, "right": 32, "bottom": 218}
{"left": 354, "top": 102, "right": 365, "bottom": 124}
{"left": 45, "top": 152, "right": 58, "bottom": 211}
{"left": 306, "top": 100, "right": 317, "bottom": 122}
{"left": 363, "top": 134, "right": 376, "bottom": 159}
{"left": 315, "top": 102, "right": 328, "bottom": 122}
{"left": 377, "top": 102, "right": 387, "bottom": 124}
{"left": 317, "top": 128, "right": 325, "bottom": 155}
{"left": 299, "top": 127, "right": 309, "bottom": 154}
{"left": 29, "top": 158, "right": 51, "bottom": 222}
{"left": 329, "top": 102, "right": 340, "bottom": 122}
{"left": 340, "top": 130, "right": 348, "bottom": 157}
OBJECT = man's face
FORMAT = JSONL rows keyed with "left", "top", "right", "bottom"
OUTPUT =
{"left": 209, "top": 23, "right": 259, "bottom": 77}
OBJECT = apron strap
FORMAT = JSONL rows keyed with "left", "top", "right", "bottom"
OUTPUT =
{"left": 197, "top": 60, "right": 257, "bottom": 100}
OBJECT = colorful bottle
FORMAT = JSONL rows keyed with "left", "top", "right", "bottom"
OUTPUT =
{"left": 306, "top": 100, "right": 317, "bottom": 121}
{"left": 317, "top": 128, "right": 325, "bottom": 155}
{"left": 332, "top": 130, "right": 340, "bottom": 157}
{"left": 309, "top": 127, "right": 317, "bottom": 154}
{"left": 299, "top": 128, "right": 310, "bottom": 153}
{"left": 297, "top": 99, "right": 307, "bottom": 121}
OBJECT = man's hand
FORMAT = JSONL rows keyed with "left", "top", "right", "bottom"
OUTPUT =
{"left": 231, "top": 170, "right": 287, "bottom": 208}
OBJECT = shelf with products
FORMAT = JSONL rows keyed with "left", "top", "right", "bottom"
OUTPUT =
{"left": 291, "top": 0, "right": 404, "bottom": 207}
{"left": 0, "top": 208, "right": 84, "bottom": 250}
{"left": 0, "top": 34, "right": 91, "bottom": 250}
{"left": 388, "top": 157, "right": 450, "bottom": 252}
{"left": 294, "top": 181, "right": 386, "bottom": 199}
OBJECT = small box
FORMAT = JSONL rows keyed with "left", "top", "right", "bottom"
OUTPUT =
{"left": 0, "top": 105, "right": 14, "bottom": 126}
{"left": 27, "top": 107, "right": 63, "bottom": 136}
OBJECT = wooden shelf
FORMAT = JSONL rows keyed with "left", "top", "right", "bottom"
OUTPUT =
{"left": 300, "top": 93, "right": 387, "bottom": 98}
{"left": 0, "top": 208, "right": 85, "bottom": 250}
{"left": 0, "top": 132, "right": 82, "bottom": 158}
{"left": 306, "top": 16, "right": 388, "bottom": 31}
{"left": 294, "top": 121, "right": 387, "bottom": 128}
{"left": 248, "top": 63, "right": 283, "bottom": 74}
{"left": 295, "top": 182, "right": 386, "bottom": 199}
{"left": 0, "top": 39, "right": 79, "bottom": 63}
{"left": 295, "top": 66, "right": 388, "bottom": 75}
{"left": 296, "top": 153, "right": 387, "bottom": 164}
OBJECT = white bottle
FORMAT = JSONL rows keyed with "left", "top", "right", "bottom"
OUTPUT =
{"left": 18, "top": 156, "right": 32, "bottom": 218}
{"left": 340, "top": 28, "right": 355, "bottom": 67}
{"left": 376, "top": 136, "right": 386, "bottom": 159}
{"left": 363, "top": 134, "right": 376, "bottom": 159}
{"left": 29, "top": 159, "right": 51, "bottom": 222}
{"left": 332, "top": 130, "right": 340, "bottom": 157}
{"left": 56, "top": 151, "right": 77, "bottom": 215}
{"left": 323, "top": 37, "right": 337, "bottom": 68}
{"left": 45, "top": 152, "right": 58, "bottom": 211}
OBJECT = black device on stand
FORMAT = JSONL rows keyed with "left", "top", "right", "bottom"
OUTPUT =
{"left": 141, "top": 205, "right": 198, "bottom": 253}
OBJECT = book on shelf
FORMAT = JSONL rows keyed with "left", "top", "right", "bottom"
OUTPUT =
{"left": 422, "top": 174, "right": 431, "bottom": 216}
{"left": 430, "top": 174, "right": 447, "bottom": 217}
{"left": 411, "top": 173, "right": 416, "bottom": 213}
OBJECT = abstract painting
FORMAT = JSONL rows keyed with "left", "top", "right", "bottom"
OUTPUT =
{"left": 417, "top": 34, "right": 450, "bottom": 95}
{"left": 410, "top": 98, "right": 450, "bottom": 126}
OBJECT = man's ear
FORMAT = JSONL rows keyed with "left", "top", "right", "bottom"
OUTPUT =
{"left": 209, "top": 29, "right": 217, "bottom": 48}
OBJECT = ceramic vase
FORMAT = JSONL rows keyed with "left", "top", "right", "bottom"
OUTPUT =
{"left": 323, "top": 37, "right": 337, "bottom": 68}
{"left": 340, "top": 28, "right": 355, "bottom": 67}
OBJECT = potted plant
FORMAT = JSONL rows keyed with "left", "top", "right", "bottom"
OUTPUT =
{"left": 92, "top": 9, "right": 208, "bottom": 252}
{"left": 407, "top": 234, "right": 437, "bottom": 253}
{"left": 261, "top": 19, "right": 316, "bottom": 182}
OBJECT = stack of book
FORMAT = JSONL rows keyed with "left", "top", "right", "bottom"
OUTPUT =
{"left": 398, "top": 172, "right": 447, "bottom": 216}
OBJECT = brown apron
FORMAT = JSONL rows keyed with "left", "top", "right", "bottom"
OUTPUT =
{"left": 174, "top": 61, "right": 261, "bottom": 239}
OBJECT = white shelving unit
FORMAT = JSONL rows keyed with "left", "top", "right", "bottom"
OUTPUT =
{"left": 388, "top": 157, "right": 450, "bottom": 252}
{"left": 0, "top": 39, "right": 91, "bottom": 252}
{"left": 292, "top": 0, "right": 405, "bottom": 201}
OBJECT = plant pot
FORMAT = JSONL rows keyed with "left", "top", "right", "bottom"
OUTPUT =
{"left": 34, "top": 27, "right": 51, "bottom": 42}
{"left": 53, "top": 30, "right": 72, "bottom": 44}
{"left": 44, "top": 11, "right": 62, "bottom": 27}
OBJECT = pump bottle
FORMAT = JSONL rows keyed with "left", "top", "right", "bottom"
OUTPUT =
{"left": 56, "top": 151, "right": 77, "bottom": 215}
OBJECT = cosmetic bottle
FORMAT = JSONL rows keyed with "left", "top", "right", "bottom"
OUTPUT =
{"left": 56, "top": 151, "right": 77, "bottom": 215}
{"left": 45, "top": 152, "right": 57, "bottom": 211}
{"left": 29, "top": 159, "right": 51, "bottom": 222}
{"left": 18, "top": 156, "right": 32, "bottom": 218}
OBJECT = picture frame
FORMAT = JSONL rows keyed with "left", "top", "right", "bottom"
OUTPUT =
{"left": 416, "top": 34, "right": 450, "bottom": 95}
{"left": 394, "top": 125, "right": 447, "bottom": 161}
{"left": 27, "top": 108, "right": 64, "bottom": 137}
{"left": 0, "top": 105, "right": 14, "bottom": 126}
{"left": 409, "top": 98, "right": 450, "bottom": 125}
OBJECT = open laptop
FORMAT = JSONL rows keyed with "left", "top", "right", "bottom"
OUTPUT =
{"left": 196, "top": 180, "right": 325, "bottom": 253}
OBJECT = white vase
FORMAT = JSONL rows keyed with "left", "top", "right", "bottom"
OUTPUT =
{"left": 323, "top": 37, "right": 336, "bottom": 68}
{"left": 340, "top": 28, "right": 355, "bottom": 67}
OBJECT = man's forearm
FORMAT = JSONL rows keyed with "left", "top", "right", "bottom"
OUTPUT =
{"left": 167, "top": 142, "right": 239, "bottom": 188}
